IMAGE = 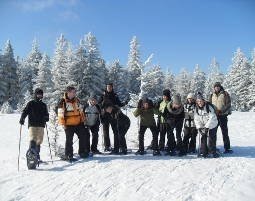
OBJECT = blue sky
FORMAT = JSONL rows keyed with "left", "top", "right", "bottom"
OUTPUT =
{"left": 0, "top": 0, "right": 254, "bottom": 74}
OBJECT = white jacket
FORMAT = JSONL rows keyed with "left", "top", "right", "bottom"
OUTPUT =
{"left": 194, "top": 104, "right": 218, "bottom": 129}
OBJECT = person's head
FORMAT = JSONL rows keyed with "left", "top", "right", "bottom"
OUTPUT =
{"left": 88, "top": 95, "right": 97, "bottom": 106}
{"left": 214, "top": 82, "right": 222, "bottom": 93}
{"left": 66, "top": 86, "right": 76, "bottom": 100}
{"left": 34, "top": 88, "right": 43, "bottom": 100}
{"left": 162, "top": 89, "right": 171, "bottom": 101}
{"left": 186, "top": 93, "right": 195, "bottom": 104}
{"left": 196, "top": 93, "right": 205, "bottom": 107}
{"left": 106, "top": 83, "right": 113, "bottom": 93}
{"left": 142, "top": 98, "right": 152, "bottom": 110}
{"left": 172, "top": 94, "right": 182, "bottom": 109}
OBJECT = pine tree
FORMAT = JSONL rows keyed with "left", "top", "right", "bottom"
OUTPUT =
{"left": 17, "top": 90, "right": 32, "bottom": 112}
{"left": 127, "top": 36, "right": 142, "bottom": 95}
{"left": 205, "top": 57, "right": 224, "bottom": 97}
{"left": 33, "top": 53, "right": 53, "bottom": 104}
{"left": 163, "top": 69, "right": 176, "bottom": 95}
{"left": 248, "top": 48, "right": 255, "bottom": 110}
{"left": 190, "top": 64, "right": 206, "bottom": 97}
{"left": 0, "top": 52, "right": 7, "bottom": 105}
{"left": 1, "top": 40, "right": 19, "bottom": 108}
{"left": 51, "top": 34, "right": 69, "bottom": 105}
{"left": 24, "top": 38, "right": 42, "bottom": 95}
{"left": 175, "top": 68, "right": 191, "bottom": 102}
{"left": 0, "top": 101, "right": 13, "bottom": 114}
{"left": 225, "top": 48, "right": 251, "bottom": 111}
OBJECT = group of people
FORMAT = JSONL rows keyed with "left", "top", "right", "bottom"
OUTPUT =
{"left": 19, "top": 82, "right": 233, "bottom": 163}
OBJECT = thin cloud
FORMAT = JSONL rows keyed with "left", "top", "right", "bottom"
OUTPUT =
{"left": 14, "top": 0, "right": 79, "bottom": 12}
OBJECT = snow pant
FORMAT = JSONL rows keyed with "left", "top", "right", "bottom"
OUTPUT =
{"left": 113, "top": 118, "right": 130, "bottom": 151}
{"left": 167, "top": 118, "right": 184, "bottom": 151}
{"left": 88, "top": 123, "right": 99, "bottom": 152}
{"left": 138, "top": 125, "right": 159, "bottom": 151}
{"left": 102, "top": 116, "right": 118, "bottom": 149}
{"left": 64, "top": 124, "right": 90, "bottom": 158}
{"left": 200, "top": 127, "right": 217, "bottom": 155}
{"left": 29, "top": 127, "right": 44, "bottom": 145}
{"left": 29, "top": 140, "right": 41, "bottom": 160}
{"left": 182, "top": 127, "right": 197, "bottom": 153}
{"left": 216, "top": 115, "right": 231, "bottom": 150}
{"left": 159, "top": 123, "right": 172, "bottom": 150}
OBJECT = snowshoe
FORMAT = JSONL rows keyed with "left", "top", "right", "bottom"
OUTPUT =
{"left": 223, "top": 149, "right": 233, "bottom": 154}
{"left": 91, "top": 149, "right": 102, "bottom": 155}
{"left": 135, "top": 150, "right": 146, "bottom": 155}
{"left": 79, "top": 152, "right": 90, "bottom": 159}
{"left": 213, "top": 152, "right": 220, "bottom": 158}
{"left": 165, "top": 150, "right": 176, "bottom": 156}
{"left": 104, "top": 147, "right": 112, "bottom": 152}
{"left": 153, "top": 150, "right": 161, "bottom": 156}
{"left": 26, "top": 148, "right": 39, "bottom": 170}
{"left": 110, "top": 149, "right": 120, "bottom": 155}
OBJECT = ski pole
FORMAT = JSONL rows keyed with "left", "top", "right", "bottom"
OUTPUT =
{"left": 45, "top": 124, "right": 53, "bottom": 164}
{"left": 18, "top": 125, "right": 22, "bottom": 171}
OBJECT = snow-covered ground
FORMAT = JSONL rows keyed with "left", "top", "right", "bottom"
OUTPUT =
{"left": 0, "top": 111, "right": 255, "bottom": 201}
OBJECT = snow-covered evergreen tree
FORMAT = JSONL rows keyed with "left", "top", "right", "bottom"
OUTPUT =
{"left": 190, "top": 64, "right": 206, "bottom": 97}
{"left": 24, "top": 38, "right": 42, "bottom": 95}
{"left": 248, "top": 48, "right": 255, "bottom": 111}
{"left": 127, "top": 36, "right": 142, "bottom": 95}
{"left": 175, "top": 68, "right": 191, "bottom": 102}
{"left": 51, "top": 34, "right": 69, "bottom": 105}
{"left": 163, "top": 69, "right": 176, "bottom": 95}
{"left": 33, "top": 53, "right": 53, "bottom": 103}
{"left": 0, "top": 101, "right": 13, "bottom": 114}
{"left": 1, "top": 40, "right": 19, "bottom": 108}
{"left": 224, "top": 48, "right": 251, "bottom": 111}
{"left": 205, "top": 57, "right": 224, "bottom": 97}
{"left": 0, "top": 53, "right": 7, "bottom": 106}
{"left": 17, "top": 90, "right": 32, "bottom": 112}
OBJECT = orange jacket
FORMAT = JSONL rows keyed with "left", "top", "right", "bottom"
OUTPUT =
{"left": 57, "top": 94, "right": 86, "bottom": 126}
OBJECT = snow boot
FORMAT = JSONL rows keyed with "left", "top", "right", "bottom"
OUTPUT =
{"left": 153, "top": 150, "right": 161, "bottom": 156}
{"left": 223, "top": 149, "right": 233, "bottom": 154}
{"left": 135, "top": 150, "right": 146, "bottom": 155}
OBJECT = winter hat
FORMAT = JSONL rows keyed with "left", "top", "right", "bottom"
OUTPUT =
{"left": 34, "top": 88, "right": 43, "bottom": 95}
{"left": 106, "top": 83, "right": 113, "bottom": 86}
{"left": 163, "top": 89, "right": 171, "bottom": 99}
{"left": 172, "top": 94, "right": 182, "bottom": 105}
{"left": 214, "top": 82, "right": 221, "bottom": 88}
{"left": 187, "top": 93, "right": 195, "bottom": 100}
{"left": 196, "top": 93, "right": 204, "bottom": 100}
{"left": 89, "top": 93, "right": 97, "bottom": 101}
{"left": 66, "top": 86, "right": 76, "bottom": 92}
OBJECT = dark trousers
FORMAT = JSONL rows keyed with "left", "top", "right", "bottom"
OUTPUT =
{"left": 216, "top": 115, "right": 230, "bottom": 150}
{"left": 102, "top": 119, "right": 118, "bottom": 149}
{"left": 159, "top": 123, "right": 173, "bottom": 150}
{"left": 64, "top": 124, "right": 90, "bottom": 157}
{"left": 88, "top": 123, "right": 99, "bottom": 152}
{"left": 183, "top": 127, "right": 197, "bottom": 153}
{"left": 200, "top": 127, "right": 217, "bottom": 155}
{"left": 138, "top": 125, "right": 159, "bottom": 151}
{"left": 168, "top": 119, "right": 184, "bottom": 151}
{"left": 114, "top": 119, "right": 130, "bottom": 151}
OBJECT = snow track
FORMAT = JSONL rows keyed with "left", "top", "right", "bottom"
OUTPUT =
{"left": 0, "top": 112, "right": 255, "bottom": 201}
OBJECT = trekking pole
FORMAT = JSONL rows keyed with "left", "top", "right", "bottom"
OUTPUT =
{"left": 18, "top": 125, "right": 22, "bottom": 171}
{"left": 45, "top": 124, "right": 53, "bottom": 164}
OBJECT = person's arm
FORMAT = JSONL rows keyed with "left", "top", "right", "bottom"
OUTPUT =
{"left": 115, "top": 94, "right": 126, "bottom": 107}
{"left": 133, "top": 108, "right": 142, "bottom": 117}
{"left": 221, "top": 92, "right": 231, "bottom": 114}
{"left": 194, "top": 110, "right": 203, "bottom": 129}
{"left": 19, "top": 101, "right": 31, "bottom": 125}
{"left": 205, "top": 106, "right": 218, "bottom": 129}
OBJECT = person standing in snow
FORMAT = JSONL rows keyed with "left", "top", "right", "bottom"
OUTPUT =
{"left": 165, "top": 94, "right": 185, "bottom": 156}
{"left": 133, "top": 98, "right": 161, "bottom": 156}
{"left": 182, "top": 93, "right": 197, "bottom": 154}
{"left": 57, "top": 86, "right": 90, "bottom": 162}
{"left": 194, "top": 93, "right": 219, "bottom": 158}
{"left": 209, "top": 82, "right": 232, "bottom": 154}
{"left": 102, "top": 102, "right": 130, "bottom": 155}
{"left": 99, "top": 83, "right": 128, "bottom": 152}
{"left": 19, "top": 88, "right": 49, "bottom": 162}
{"left": 84, "top": 94, "right": 102, "bottom": 154}
{"left": 156, "top": 89, "right": 172, "bottom": 151}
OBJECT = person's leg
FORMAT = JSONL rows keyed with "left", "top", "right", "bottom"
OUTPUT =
{"left": 200, "top": 132, "right": 208, "bottom": 156}
{"left": 35, "top": 127, "right": 44, "bottom": 160}
{"left": 182, "top": 127, "right": 190, "bottom": 154}
{"left": 90, "top": 124, "right": 99, "bottom": 152}
{"left": 159, "top": 123, "right": 167, "bottom": 151}
{"left": 189, "top": 128, "right": 197, "bottom": 153}
{"left": 76, "top": 125, "right": 90, "bottom": 156}
{"left": 219, "top": 115, "right": 231, "bottom": 150}
{"left": 102, "top": 121, "right": 111, "bottom": 150}
{"left": 150, "top": 126, "right": 159, "bottom": 151}
{"left": 119, "top": 119, "right": 130, "bottom": 151}
{"left": 138, "top": 126, "right": 147, "bottom": 151}
{"left": 208, "top": 127, "right": 217, "bottom": 155}
{"left": 64, "top": 126, "right": 75, "bottom": 158}
{"left": 175, "top": 119, "right": 184, "bottom": 151}
{"left": 111, "top": 119, "right": 119, "bottom": 152}
{"left": 166, "top": 125, "right": 176, "bottom": 152}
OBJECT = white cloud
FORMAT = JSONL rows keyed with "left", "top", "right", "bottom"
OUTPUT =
{"left": 14, "top": 0, "right": 79, "bottom": 12}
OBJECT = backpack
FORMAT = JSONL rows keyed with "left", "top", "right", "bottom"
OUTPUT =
{"left": 26, "top": 148, "right": 38, "bottom": 169}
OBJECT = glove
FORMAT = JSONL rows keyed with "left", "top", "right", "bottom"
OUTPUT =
{"left": 19, "top": 119, "right": 24, "bottom": 125}
{"left": 199, "top": 128, "right": 209, "bottom": 135}
{"left": 137, "top": 99, "right": 143, "bottom": 109}
{"left": 45, "top": 116, "right": 49, "bottom": 122}
{"left": 216, "top": 110, "right": 222, "bottom": 115}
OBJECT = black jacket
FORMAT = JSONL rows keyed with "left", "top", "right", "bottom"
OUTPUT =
{"left": 99, "top": 91, "right": 125, "bottom": 108}
{"left": 20, "top": 99, "right": 49, "bottom": 128}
